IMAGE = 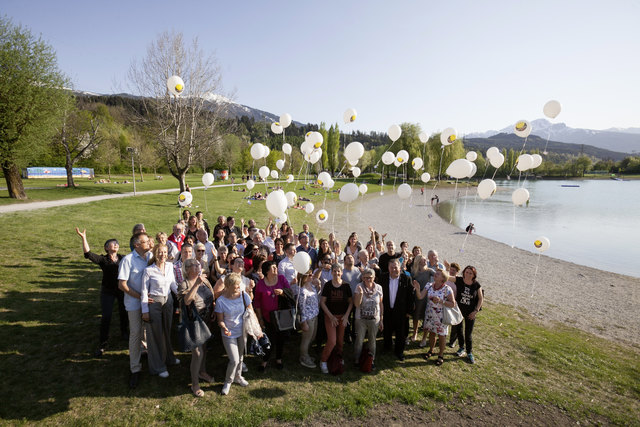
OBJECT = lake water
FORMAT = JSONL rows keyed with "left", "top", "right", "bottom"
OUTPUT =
{"left": 438, "top": 179, "right": 640, "bottom": 278}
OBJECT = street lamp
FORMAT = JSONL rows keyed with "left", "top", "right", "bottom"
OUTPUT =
{"left": 126, "top": 147, "right": 137, "bottom": 196}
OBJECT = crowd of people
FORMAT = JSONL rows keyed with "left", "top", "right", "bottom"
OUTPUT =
{"left": 76, "top": 210, "right": 483, "bottom": 396}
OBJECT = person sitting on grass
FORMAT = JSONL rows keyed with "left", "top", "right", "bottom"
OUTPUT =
{"left": 75, "top": 227, "right": 126, "bottom": 358}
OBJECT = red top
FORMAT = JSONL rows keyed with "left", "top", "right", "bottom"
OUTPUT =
{"left": 253, "top": 275, "right": 290, "bottom": 323}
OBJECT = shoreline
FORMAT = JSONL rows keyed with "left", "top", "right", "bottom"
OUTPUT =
{"left": 322, "top": 187, "right": 640, "bottom": 347}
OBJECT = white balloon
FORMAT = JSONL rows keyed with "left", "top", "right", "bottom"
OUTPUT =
{"left": 327, "top": 178, "right": 335, "bottom": 189}
{"left": 388, "top": 124, "right": 402, "bottom": 142}
{"left": 348, "top": 159, "right": 359, "bottom": 166}
{"left": 285, "top": 191, "right": 298, "bottom": 207}
{"left": 246, "top": 179, "right": 255, "bottom": 190}
{"left": 393, "top": 159, "right": 402, "bottom": 168}
{"left": 339, "top": 183, "right": 359, "bottom": 203}
{"left": 266, "top": 190, "right": 288, "bottom": 217}
{"left": 490, "top": 152, "right": 505, "bottom": 169}
{"left": 263, "top": 146, "right": 271, "bottom": 159}
{"left": 286, "top": 174, "right": 294, "bottom": 183}
{"left": 317, "top": 171, "right": 331, "bottom": 187}
{"left": 477, "top": 179, "right": 497, "bottom": 199}
{"left": 276, "top": 159, "right": 285, "bottom": 170}
{"left": 271, "top": 122, "right": 283, "bottom": 135}
{"left": 514, "top": 120, "right": 532, "bottom": 138}
{"left": 282, "top": 143, "right": 292, "bottom": 155}
{"left": 343, "top": 108, "right": 357, "bottom": 124}
{"left": 258, "top": 166, "right": 270, "bottom": 179}
{"left": 202, "top": 172, "right": 214, "bottom": 188}
{"left": 396, "top": 150, "right": 409, "bottom": 164}
{"left": 250, "top": 143, "right": 265, "bottom": 160}
{"left": 466, "top": 151, "right": 478, "bottom": 162}
{"left": 512, "top": 188, "right": 530, "bottom": 206}
{"left": 421, "top": 172, "right": 431, "bottom": 183}
{"left": 300, "top": 140, "right": 313, "bottom": 156}
{"left": 419, "top": 131, "right": 429, "bottom": 143}
{"left": 306, "top": 131, "right": 323, "bottom": 149}
{"left": 543, "top": 100, "right": 561, "bottom": 119}
{"left": 486, "top": 146, "right": 500, "bottom": 161}
{"left": 270, "top": 170, "right": 279, "bottom": 179}
{"left": 441, "top": 127, "right": 457, "bottom": 145}
{"left": 344, "top": 142, "right": 365, "bottom": 162}
{"left": 412, "top": 158, "right": 423, "bottom": 170}
{"left": 292, "top": 251, "right": 312, "bottom": 274}
{"left": 467, "top": 162, "right": 478, "bottom": 178}
{"left": 279, "top": 113, "right": 292, "bottom": 128}
{"left": 446, "top": 159, "right": 473, "bottom": 179}
{"left": 397, "top": 183, "right": 412, "bottom": 199}
{"left": 316, "top": 209, "right": 328, "bottom": 223}
{"left": 167, "top": 75, "right": 185, "bottom": 96}
{"left": 531, "top": 154, "right": 543, "bottom": 169}
{"left": 178, "top": 191, "right": 192, "bottom": 207}
{"left": 516, "top": 154, "right": 534, "bottom": 172}
{"left": 358, "top": 183, "right": 368, "bottom": 195}
{"left": 382, "top": 151, "right": 395, "bottom": 165}
{"left": 276, "top": 213, "right": 288, "bottom": 223}
{"left": 351, "top": 167, "right": 361, "bottom": 178}
{"left": 305, "top": 203, "right": 315, "bottom": 214}
{"left": 309, "top": 149, "right": 322, "bottom": 164}
{"left": 534, "top": 236, "right": 551, "bottom": 253}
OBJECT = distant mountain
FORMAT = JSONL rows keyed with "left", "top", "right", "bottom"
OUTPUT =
{"left": 464, "top": 133, "right": 630, "bottom": 161}
{"left": 467, "top": 119, "right": 640, "bottom": 154}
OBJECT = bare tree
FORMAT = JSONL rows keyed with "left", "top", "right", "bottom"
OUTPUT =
{"left": 128, "top": 31, "right": 226, "bottom": 192}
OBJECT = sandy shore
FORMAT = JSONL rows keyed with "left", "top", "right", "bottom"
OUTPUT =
{"left": 320, "top": 187, "right": 640, "bottom": 347}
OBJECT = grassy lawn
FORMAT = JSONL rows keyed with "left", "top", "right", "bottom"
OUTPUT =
{"left": 0, "top": 181, "right": 638, "bottom": 425}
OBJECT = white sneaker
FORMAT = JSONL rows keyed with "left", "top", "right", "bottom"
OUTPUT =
{"left": 234, "top": 375, "right": 249, "bottom": 387}
{"left": 320, "top": 361, "right": 328, "bottom": 374}
{"left": 242, "top": 362, "right": 248, "bottom": 373}
{"left": 158, "top": 371, "right": 169, "bottom": 378}
{"left": 300, "top": 357, "right": 316, "bottom": 369}
{"left": 221, "top": 382, "right": 231, "bottom": 395}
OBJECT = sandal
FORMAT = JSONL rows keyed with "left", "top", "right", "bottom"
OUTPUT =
{"left": 192, "top": 388, "right": 205, "bottom": 397}
{"left": 435, "top": 356, "right": 444, "bottom": 366}
{"left": 423, "top": 350, "right": 433, "bottom": 360}
{"left": 199, "top": 373, "right": 214, "bottom": 383}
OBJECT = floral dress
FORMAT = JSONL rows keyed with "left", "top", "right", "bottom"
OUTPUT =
{"left": 423, "top": 284, "right": 453, "bottom": 336}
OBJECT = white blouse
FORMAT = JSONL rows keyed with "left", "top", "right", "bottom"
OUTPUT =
{"left": 141, "top": 262, "right": 178, "bottom": 313}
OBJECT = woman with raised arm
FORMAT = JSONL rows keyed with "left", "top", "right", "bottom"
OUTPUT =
{"left": 178, "top": 258, "right": 215, "bottom": 397}
{"left": 75, "top": 227, "right": 126, "bottom": 357}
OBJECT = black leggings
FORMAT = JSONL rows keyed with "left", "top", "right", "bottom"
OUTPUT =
{"left": 263, "top": 319, "right": 288, "bottom": 362}
{"left": 99, "top": 289, "right": 128, "bottom": 346}
{"left": 454, "top": 315, "right": 476, "bottom": 354}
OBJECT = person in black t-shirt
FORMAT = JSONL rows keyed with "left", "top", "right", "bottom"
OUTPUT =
{"left": 454, "top": 265, "right": 483, "bottom": 364}
{"left": 76, "top": 227, "right": 126, "bottom": 357}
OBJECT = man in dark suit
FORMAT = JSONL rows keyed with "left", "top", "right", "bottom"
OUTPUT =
{"left": 378, "top": 258, "right": 415, "bottom": 361}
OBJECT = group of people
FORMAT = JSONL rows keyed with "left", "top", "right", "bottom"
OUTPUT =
{"left": 77, "top": 211, "right": 483, "bottom": 396}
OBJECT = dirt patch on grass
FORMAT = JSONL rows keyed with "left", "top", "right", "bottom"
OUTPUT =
{"left": 271, "top": 397, "right": 609, "bottom": 426}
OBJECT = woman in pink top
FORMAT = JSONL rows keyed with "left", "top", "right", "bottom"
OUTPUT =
{"left": 253, "top": 260, "right": 292, "bottom": 371}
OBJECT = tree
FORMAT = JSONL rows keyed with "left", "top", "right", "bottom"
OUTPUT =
{"left": 318, "top": 123, "right": 328, "bottom": 170}
{"left": 128, "top": 31, "right": 226, "bottom": 192}
{"left": 0, "top": 17, "right": 69, "bottom": 199}
{"left": 327, "top": 124, "right": 340, "bottom": 172}
{"left": 55, "top": 102, "right": 110, "bottom": 187}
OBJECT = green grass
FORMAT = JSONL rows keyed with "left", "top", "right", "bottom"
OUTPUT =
{"left": 0, "top": 181, "right": 638, "bottom": 425}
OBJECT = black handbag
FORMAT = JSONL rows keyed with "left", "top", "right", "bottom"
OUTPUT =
{"left": 270, "top": 288, "right": 297, "bottom": 331}
{"left": 178, "top": 300, "right": 212, "bottom": 352}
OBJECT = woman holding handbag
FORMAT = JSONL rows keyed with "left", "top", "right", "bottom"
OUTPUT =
{"left": 177, "top": 259, "right": 215, "bottom": 397}
{"left": 253, "top": 261, "right": 293, "bottom": 372}
{"left": 215, "top": 273, "right": 251, "bottom": 395}
{"left": 413, "top": 268, "right": 455, "bottom": 366}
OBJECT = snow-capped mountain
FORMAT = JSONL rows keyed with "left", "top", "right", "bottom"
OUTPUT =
{"left": 467, "top": 119, "right": 640, "bottom": 154}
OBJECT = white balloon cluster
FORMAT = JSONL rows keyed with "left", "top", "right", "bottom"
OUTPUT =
{"left": 486, "top": 146, "right": 505, "bottom": 169}
{"left": 344, "top": 142, "right": 365, "bottom": 164}
{"left": 516, "top": 153, "right": 543, "bottom": 172}
{"left": 446, "top": 158, "right": 476, "bottom": 179}
{"left": 317, "top": 171, "right": 335, "bottom": 190}
{"left": 251, "top": 143, "right": 271, "bottom": 160}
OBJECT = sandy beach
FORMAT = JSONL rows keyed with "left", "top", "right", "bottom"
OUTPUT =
{"left": 321, "top": 187, "right": 640, "bottom": 348}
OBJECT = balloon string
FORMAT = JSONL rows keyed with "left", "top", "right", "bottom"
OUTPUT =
{"left": 460, "top": 225, "right": 472, "bottom": 253}
{"left": 450, "top": 179, "right": 458, "bottom": 224}
{"left": 373, "top": 139, "right": 401, "bottom": 169}
{"left": 393, "top": 168, "right": 398, "bottom": 190}
{"left": 508, "top": 136, "right": 529, "bottom": 177}
{"left": 437, "top": 146, "right": 445, "bottom": 182}
{"left": 511, "top": 204, "right": 516, "bottom": 248}
{"left": 543, "top": 131, "right": 551, "bottom": 154}
{"left": 380, "top": 166, "right": 385, "bottom": 195}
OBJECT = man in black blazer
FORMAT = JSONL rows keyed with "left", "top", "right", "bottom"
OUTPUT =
{"left": 378, "top": 258, "right": 415, "bottom": 361}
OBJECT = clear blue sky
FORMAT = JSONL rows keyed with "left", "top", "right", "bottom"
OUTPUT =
{"left": 4, "top": 0, "right": 639, "bottom": 135}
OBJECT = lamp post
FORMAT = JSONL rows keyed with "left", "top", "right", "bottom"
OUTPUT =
{"left": 127, "top": 147, "right": 137, "bottom": 196}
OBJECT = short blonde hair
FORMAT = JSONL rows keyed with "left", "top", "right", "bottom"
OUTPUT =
{"left": 224, "top": 272, "right": 242, "bottom": 291}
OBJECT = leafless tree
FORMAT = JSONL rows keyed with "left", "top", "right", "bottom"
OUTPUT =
{"left": 128, "top": 31, "right": 227, "bottom": 192}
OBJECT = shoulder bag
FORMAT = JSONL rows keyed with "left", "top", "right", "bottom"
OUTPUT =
{"left": 178, "top": 300, "right": 212, "bottom": 352}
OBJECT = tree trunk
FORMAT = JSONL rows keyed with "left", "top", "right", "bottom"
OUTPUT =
{"left": 65, "top": 153, "right": 75, "bottom": 188}
{"left": 2, "top": 162, "right": 27, "bottom": 199}
{"left": 108, "top": 164, "right": 111, "bottom": 181}
{"left": 179, "top": 171, "right": 187, "bottom": 192}
{"left": 138, "top": 162, "right": 144, "bottom": 182}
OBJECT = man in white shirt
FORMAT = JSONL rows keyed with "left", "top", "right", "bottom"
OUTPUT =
{"left": 118, "top": 232, "right": 152, "bottom": 388}
{"left": 277, "top": 242, "right": 297, "bottom": 284}
{"left": 196, "top": 229, "right": 217, "bottom": 264}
